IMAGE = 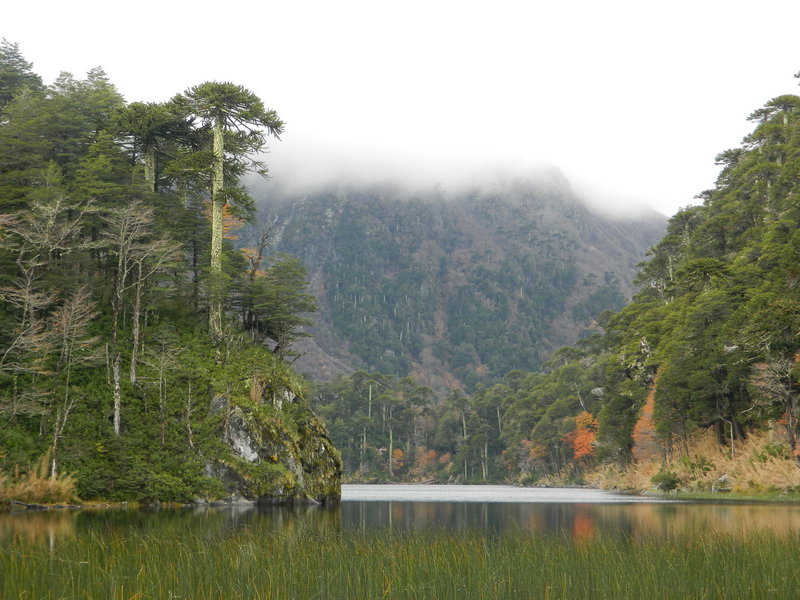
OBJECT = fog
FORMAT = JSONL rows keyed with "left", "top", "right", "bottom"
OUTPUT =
{"left": 255, "top": 143, "right": 667, "bottom": 222}
{"left": 7, "top": 0, "right": 800, "bottom": 218}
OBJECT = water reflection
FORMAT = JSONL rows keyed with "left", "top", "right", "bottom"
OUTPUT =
{"left": 340, "top": 496, "right": 800, "bottom": 539}
{"left": 4, "top": 486, "right": 800, "bottom": 544}
{"left": 0, "top": 503, "right": 341, "bottom": 545}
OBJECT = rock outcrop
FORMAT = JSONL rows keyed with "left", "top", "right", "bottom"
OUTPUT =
{"left": 206, "top": 393, "right": 341, "bottom": 505}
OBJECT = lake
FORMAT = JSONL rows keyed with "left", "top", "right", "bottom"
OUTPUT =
{"left": 3, "top": 486, "right": 800, "bottom": 599}
{"left": 3, "top": 484, "right": 800, "bottom": 543}
{"left": 341, "top": 484, "right": 800, "bottom": 538}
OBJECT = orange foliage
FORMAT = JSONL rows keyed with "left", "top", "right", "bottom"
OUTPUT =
{"left": 417, "top": 449, "right": 437, "bottom": 469}
{"left": 203, "top": 201, "right": 244, "bottom": 240}
{"left": 391, "top": 448, "right": 405, "bottom": 471}
{"left": 562, "top": 411, "right": 598, "bottom": 460}
{"left": 521, "top": 439, "right": 546, "bottom": 459}
{"left": 222, "top": 205, "right": 244, "bottom": 240}
{"left": 632, "top": 378, "right": 661, "bottom": 462}
{"left": 240, "top": 246, "right": 265, "bottom": 277}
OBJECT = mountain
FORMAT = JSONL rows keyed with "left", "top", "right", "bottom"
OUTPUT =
{"left": 247, "top": 170, "right": 666, "bottom": 392}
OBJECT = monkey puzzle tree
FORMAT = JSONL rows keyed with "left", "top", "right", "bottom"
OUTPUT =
{"left": 111, "top": 100, "right": 191, "bottom": 193}
{"left": 177, "top": 82, "right": 283, "bottom": 344}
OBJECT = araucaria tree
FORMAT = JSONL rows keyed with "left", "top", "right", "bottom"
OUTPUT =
{"left": 177, "top": 82, "right": 284, "bottom": 344}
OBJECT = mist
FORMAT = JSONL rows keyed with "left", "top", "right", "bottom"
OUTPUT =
{"left": 250, "top": 141, "right": 667, "bottom": 223}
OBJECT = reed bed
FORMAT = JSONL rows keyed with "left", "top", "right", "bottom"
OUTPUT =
{"left": 2, "top": 526, "right": 799, "bottom": 599}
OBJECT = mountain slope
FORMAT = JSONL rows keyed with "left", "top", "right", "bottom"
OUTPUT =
{"left": 250, "top": 171, "right": 666, "bottom": 391}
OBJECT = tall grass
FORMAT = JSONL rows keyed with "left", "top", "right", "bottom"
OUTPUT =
{"left": 2, "top": 526, "right": 798, "bottom": 599}
{"left": 589, "top": 429, "right": 800, "bottom": 494}
{"left": 0, "top": 451, "right": 77, "bottom": 507}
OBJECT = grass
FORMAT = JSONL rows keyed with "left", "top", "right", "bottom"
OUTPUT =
{"left": 588, "top": 429, "right": 800, "bottom": 497}
{"left": 0, "top": 451, "right": 77, "bottom": 508}
{"left": 1, "top": 526, "right": 799, "bottom": 599}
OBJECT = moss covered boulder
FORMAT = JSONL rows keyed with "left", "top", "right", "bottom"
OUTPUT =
{"left": 206, "top": 393, "right": 341, "bottom": 504}
{"left": 204, "top": 349, "right": 341, "bottom": 505}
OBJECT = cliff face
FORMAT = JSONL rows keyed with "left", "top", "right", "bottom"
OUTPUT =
{"left": 206, "top": 394, "right": 341, "bottom": 504}
{"left": 203, "top": 347, "right": 342, "bottom": 505}
{"left": 247, "top": 174, "right": 666, "bottom": 391}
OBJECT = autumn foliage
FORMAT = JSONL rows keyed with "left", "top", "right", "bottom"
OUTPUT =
{"left": 562, "top": 411, "right": 598, "bottom": 460}
{"left": 631, "top": 384, "right": 661, "bottom": 462}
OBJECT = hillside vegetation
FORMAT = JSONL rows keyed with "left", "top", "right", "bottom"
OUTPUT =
{"left": 0, "top": 41, "right": 340, "bottom": 505}
{"left": 253, "top": 177, "right": 665, "bottom": 391}
{"left": 306, "top": 81, "right": 800, "bottom": 490}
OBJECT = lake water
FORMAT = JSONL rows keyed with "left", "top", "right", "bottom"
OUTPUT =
{"left": 3, "top": 485, "right": 800, "bottom": 543}
{"left": 340, "top": 484, "right": 800, "bottom": 538}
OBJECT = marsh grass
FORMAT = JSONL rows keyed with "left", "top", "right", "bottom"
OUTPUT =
{"left": 2, "top": 526, "right": 799, "bottom": 599}
{"left": 0, "top": 451, "right": 77, "bottom": 507}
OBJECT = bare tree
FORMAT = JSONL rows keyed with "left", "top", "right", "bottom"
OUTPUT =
{"left": 749, "top": 359, "right": 800, "bottom": 458}
{"left": 101, "top": 199, "right": 179, "bottom": 434}
{"left": 0, "top": 181, "right": 92, "bottom": 417}
{"left": 46, "top": 286, "right": 100, "bottom": 477}
{"left": 139, "top": 334, "right": 180, "bottom": 447}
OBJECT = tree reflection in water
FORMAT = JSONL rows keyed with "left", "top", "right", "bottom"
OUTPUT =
{"left": 4, "top": 488, "right": 800, "bottom": 544}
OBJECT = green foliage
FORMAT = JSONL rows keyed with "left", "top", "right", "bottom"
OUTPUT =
{"left": 268, "top": 185, "right": 660, "bottom": 384}
{"left": 0, "top": 50, "right": 337, "bottom": 503}
{"left": 326, "top": 77, "right": 800, "bottom": 483}
{"left": 651, "top": 468, "right": 682, "bottom": 491}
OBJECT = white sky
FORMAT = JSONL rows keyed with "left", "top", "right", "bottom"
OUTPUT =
{"left": 5, "top": 0, "right": 800, "bottom": 217}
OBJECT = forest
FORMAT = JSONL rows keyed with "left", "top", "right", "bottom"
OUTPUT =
{"left": 0, "top": 40, "right": 339, "bottom": 505}
{"left": 311, "top": 81, "right": 800, "bottom": 491}
{"left": 261, "top": 176, "right": 664, "bottom": 391}
{"left": 3, "top": 35, "right": 800, "bottom": 501}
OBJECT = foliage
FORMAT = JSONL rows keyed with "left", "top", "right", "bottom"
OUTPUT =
{"left": 650, "top": 468, "right": 681, "bottom": 491}
{"left": 0, "top": 47, "right": 334, "bottom": 503}
{"left": 265, "top": 184, "right": 663, "bottom": 386}
{"left": 0, "top": 449, "right": 77, "bottom": 506}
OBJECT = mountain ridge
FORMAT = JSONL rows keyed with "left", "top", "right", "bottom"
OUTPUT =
{"left": 248, "top": 174, "right": 666, "bottom": 392}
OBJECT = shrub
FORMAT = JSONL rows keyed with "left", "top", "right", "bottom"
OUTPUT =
{"left": 651, "top": 468, "right": 681, "bottom": 491}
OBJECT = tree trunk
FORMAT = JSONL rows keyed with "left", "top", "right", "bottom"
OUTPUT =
{"left": 144, "top": 145, "right": 156, "bottom": 193}
{"left": 112, "top": 351, "right": 121, "bottom": 435}
{"left": 209, "top": 118, "right": 225, "bottom": 344}
{"left": 130, "top": 262, "right": 142, "bottom": 385}
{"left": 360, "top": 427, "right": 366, "bottom": 475}
{"left": 388, "top": 427, "right": 394, "bottom": 477}
{"left": 159, "top": 360, "right": 166, "bottom": 447}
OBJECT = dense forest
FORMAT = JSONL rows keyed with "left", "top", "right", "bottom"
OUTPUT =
{"left": 310, "top": 80, "right": 800, "bottom": 490}
{"left": 0, "top": 40, "right": 340, "bottom": 504}
{"left": 253, "top": 179, "right": 665, "bottom": 392}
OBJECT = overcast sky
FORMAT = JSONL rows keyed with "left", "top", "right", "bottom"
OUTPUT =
{"left": 6, "top": 0, "right": 800, "bottom": 216}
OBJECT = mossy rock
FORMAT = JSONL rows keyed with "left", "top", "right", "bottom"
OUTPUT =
{"left": 206, "top": 394, "right": 341, "bottom": 505}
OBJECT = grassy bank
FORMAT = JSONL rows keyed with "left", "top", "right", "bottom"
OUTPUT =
{"left": 2, "top": 527, "right": 799, "bottom": 599}
{"left": 0, "top": 452, "right": 77, "bottom": 510}
{"left": 585, "top": 430, "right": 800, "bottom": 498}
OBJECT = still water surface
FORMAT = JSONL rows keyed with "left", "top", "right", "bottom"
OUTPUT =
{"left": 3, "top": 485, "right": 800, "bottom": 543}
{"left": 341, "top": 484, "right": 800, "bottom": 538}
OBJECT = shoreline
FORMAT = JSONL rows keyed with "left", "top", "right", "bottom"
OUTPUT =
{"left": 7, "top": 485, "right": 800, "bottom": 512}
